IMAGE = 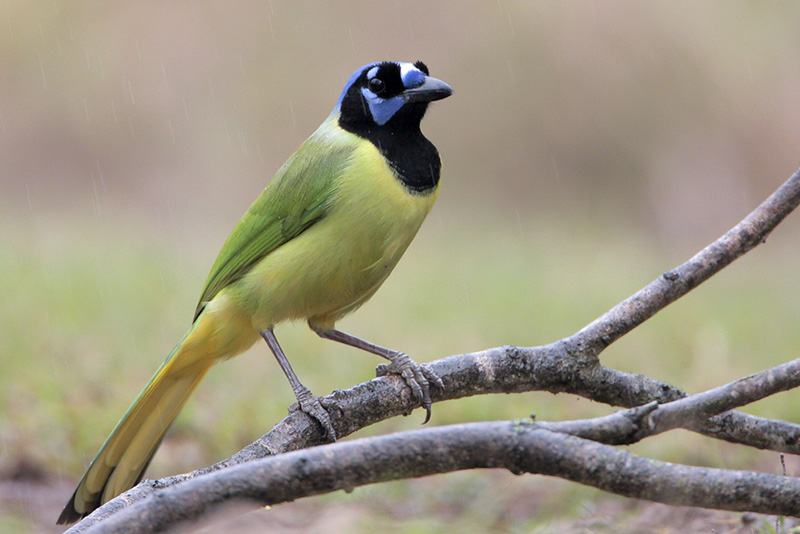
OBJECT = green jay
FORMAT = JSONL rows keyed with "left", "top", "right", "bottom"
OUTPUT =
{"left": 59, "top": 60, "right": 452, "bottom": 524}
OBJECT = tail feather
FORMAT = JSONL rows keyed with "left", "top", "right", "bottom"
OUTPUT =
{"left": 57, "top": 341, "right": 212, "bottom": 524}
{"left": 58, "top": 292, "right": 260, "bottom": 525}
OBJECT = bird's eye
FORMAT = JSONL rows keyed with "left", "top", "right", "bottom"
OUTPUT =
{"left": 368, "top": 78, "right": 385, "bottom": 94}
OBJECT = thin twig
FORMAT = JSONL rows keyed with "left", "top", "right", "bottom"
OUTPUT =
{"left": 535, "top": 355, "right": 800, "bottom": 443}
{"left": 570, "top": 165, "right": 800, "bottom": 355}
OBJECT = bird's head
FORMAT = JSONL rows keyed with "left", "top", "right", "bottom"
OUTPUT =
{"left": 335, "top": 61, "right": 453, "bottom": 133}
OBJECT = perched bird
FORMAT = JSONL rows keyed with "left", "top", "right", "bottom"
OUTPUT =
{"left": 58, "top": 60, "right": 453, "bottom": 524}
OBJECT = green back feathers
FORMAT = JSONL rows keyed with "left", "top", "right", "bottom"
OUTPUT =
{"left": 194, "top": 128, "right": 355, "bottom": 319}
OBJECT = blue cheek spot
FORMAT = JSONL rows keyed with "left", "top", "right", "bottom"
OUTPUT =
{"left": 402, "top": 69, "right": 425, "bottom": 88}
{"left": 361, "top": 88, "right": 405, "bottom": 126}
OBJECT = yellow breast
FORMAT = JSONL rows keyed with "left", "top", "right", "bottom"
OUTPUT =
{"left": 241, "top": 138, "right": 439, "bottom": 332}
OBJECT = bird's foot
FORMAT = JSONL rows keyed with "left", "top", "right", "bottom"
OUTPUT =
{"left": 376, "top": 353, "right": 444, "bottom": 424}
{"left": 289, "top": 385, "right": 337, "bottom": 441}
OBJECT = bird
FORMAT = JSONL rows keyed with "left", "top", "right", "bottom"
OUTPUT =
{"left": 58, "top": 60, "right": 453, "bottom": 524}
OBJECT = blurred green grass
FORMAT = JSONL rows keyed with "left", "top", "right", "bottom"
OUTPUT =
{"left": 3, "top": 202, "right": 800, "bottom": 532}
{"left": 4, "top": 2, "right": 800, "bottom": 531}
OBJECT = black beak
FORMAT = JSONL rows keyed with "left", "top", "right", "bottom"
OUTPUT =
{"left": 402, "top": 76, "right": 454, "bottom": 104}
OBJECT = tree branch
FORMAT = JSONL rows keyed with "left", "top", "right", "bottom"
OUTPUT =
{"left": 65, "top": 167, "right": 800, "bottom": 532}
{"left": 571, "top": 165, "right": 800, "bottom": 355}
{"left": 533, "top": 355, "right": 800, "bottom": 444}
{"left": 646, "top": 356, "right": 800, "bottom": 436}
{"left": 80, "top": 422, "right": 800, "bottom": 534}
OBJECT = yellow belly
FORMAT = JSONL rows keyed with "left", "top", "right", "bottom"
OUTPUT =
{"left": 232, "top": 141, "right": 438, "bottom": 332}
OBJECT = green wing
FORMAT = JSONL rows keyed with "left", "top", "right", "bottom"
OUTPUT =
{"left": 194, "top": 136, "right": 354, "bottom": 320}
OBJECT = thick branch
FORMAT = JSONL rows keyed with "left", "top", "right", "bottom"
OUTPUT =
{"left": 75, "top": 354, "right": 800, "bottom": 532}
{"left": 81, "top": 422, "right": 800, "bottom": 534}
{"left": 67, "top": 349, "right": 800, "bottom": 532}
{"left": 65, "top": 167, "right": 800, "bottom": 532}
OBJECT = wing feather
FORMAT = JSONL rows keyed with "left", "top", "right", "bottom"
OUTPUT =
{"left": 194, "top": 137, "right": 354, "bottom": 319}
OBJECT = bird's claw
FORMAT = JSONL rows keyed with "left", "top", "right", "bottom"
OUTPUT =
{"left": 377, "top": 353, "right": 443, "bottom": 424}
{"left": 290, "top": 386, "right": 337, "bottom": 441}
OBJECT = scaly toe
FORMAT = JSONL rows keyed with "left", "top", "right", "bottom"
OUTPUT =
{"left": 423, "top": 365, "right": 445, "bottom": 392}
{"left": 382, "top": 353, "right": 441, "bottom": 423}
{"left": 291, "top": 387, "right": 337, "bottom": 441}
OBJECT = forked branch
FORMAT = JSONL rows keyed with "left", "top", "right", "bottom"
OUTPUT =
{"left": 66, "top": 167, "right": 800, "bottom": 534}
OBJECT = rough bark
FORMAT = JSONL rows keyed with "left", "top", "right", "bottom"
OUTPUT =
{"left": 64, "top": 167, "right": 800, "bottom": 533}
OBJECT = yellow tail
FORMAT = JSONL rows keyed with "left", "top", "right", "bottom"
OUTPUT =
{"left": 58, "top": 293, "right": 259, "bottom": 524}
{"left": 58, "top": 333, "right": 212, "bottom": 524}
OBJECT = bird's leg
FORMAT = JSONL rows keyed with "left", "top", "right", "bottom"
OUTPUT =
{"left": 310, "top": 326, "right": 443, "bottom": 423}
{"left": 260, "top": 327, "right": 336, "bottom": 440}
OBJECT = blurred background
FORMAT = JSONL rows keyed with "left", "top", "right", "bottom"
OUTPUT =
{"left": 3, "top": 1, "right": 800, "bottom": 532}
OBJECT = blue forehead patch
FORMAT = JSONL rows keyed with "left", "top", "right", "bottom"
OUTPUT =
{"left": 401, "top": 67, "right": 425, "bottom": 88}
